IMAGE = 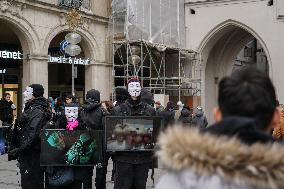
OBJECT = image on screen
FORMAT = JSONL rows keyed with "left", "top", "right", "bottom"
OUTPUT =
{"left": 105, "top": 116, "right": 163, "bottom": 152}
{"left": 40, "top": 130, "right": 103, "bottom": 166}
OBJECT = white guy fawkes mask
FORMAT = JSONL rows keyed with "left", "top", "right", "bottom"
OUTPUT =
{"left": 128, "top": 81, "right": 141, "bottom": 97}
{"left": 23, "top": 86, "right": 33, "bottom": 103}
{"left": 65, "top": 107, "right": 79, "bottom": 122}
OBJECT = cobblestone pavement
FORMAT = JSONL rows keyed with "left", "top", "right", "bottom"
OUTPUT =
{"left": 0, "top": 155, "right": 166, "bottom": 189}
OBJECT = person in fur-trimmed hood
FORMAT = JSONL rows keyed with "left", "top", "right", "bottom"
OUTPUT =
{"left": 156, "top": 68, "right": 283, "bottom": 189}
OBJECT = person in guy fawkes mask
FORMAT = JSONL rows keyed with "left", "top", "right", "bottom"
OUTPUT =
{"left": 79, "top": 89, "right": 109, "bottom": 189}
{"left": 8, "top": 84, "right": 50, "bottom": 189}
{"left": 112, "top": 77, "right": 156, "bottom": 189}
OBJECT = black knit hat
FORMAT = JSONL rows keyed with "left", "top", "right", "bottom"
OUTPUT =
{"left": 115, "top": 88, "right": 130, "bottom": 103}
{"left": 29, "top": 84, "right": 44, "bottom": 97}
{"left": 86, "top": 89, "right": 100, "bottom": 102}
{"left": 140, "top": 88, "right": 154, "bottom": 106}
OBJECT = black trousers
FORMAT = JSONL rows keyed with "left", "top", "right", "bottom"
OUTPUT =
{"left": 46, "top": 167, "right": 92, "bottom": 189}
{"left": 114, "top": 162, "right": 149, "bottom": 189}
{"left": 19, "top": 151, "right": 44, "bottom": 189}
{"left": 47, "top": 181, "right": 82, "bottom": 189}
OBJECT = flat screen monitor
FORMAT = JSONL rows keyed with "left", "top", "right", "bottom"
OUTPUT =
{"left": 105, "top": 116, "right": 163, "bottom": 152}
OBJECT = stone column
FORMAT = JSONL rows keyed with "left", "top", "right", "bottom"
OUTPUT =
{"left": 85, "top": 62, "right": 112, "bottom": 101}
{"left": 23, "top": 54, "right": 49, "bottom": 98}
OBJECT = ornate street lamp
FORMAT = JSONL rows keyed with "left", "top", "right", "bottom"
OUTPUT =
{"left": 64, "top": 32, "right": 82, "bottom": 96}
{"left": 65, "top": 7, "right": 83, "bottom": 96}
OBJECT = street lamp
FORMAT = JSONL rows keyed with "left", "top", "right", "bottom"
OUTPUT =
{"left": 64, "top": 32, "right": 82, "bottom": 96}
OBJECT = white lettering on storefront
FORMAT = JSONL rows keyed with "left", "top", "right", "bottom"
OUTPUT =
{"left": 0, "top": 51, "right": 22, "bottom": 59}
{"left": 48, "top": 55, "right": 90, "bottom": 65}
{"left": 0, "top": 69, "right": 6, "bottom": 74}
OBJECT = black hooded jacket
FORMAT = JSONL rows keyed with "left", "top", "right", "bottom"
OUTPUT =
{"left": 204, "top": 116, "right": 274, "bottom": 145}
{"left": 18, "top": 97, "right": 51, "bottom": 153}
{"left": 112, "top": 98, "right": 156, "bottom": 116}
{"left": 158, "top": 109, "right": 175, "bottom": 128}
{"left": 0, "top": 99, "right": 14, "bottom": 124}
{"left": 79, "top": 100, "right": 109, "bottom": 130}
{"left": 179, "top": 108, "right": 192, "bottom": 125}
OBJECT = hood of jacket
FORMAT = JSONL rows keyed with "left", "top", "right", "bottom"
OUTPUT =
{"left": 25, "top": 97, "right": 48, "bottom": 110}
{"left": 204, "top": 117, "right": 274, "bottom": 145}
{"left": 181, "top": 108, "right": 191, "bottom": 117}
{"left": 157, "top": 123, "right": 284, "bottom": 189}
{"left": 82, "top": 100, "right": 101, "bottom": 112}
{"left": 140, "top": 88, "right": 154, "bottom": 106}
{"left": 195, "top": 108, "right": 204, "bottom": 117}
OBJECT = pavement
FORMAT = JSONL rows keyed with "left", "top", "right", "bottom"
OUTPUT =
{"left": 0, "top": 155, "right": 166, "bottom": 189}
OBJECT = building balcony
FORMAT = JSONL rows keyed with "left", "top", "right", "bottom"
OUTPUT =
{"left": 59, "top": 0, "right": 92, "bottom": 13}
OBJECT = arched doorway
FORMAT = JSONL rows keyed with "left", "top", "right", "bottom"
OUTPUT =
{"left": 0, "top": 20, "right": 28, "bottom": 120}
{"left": 199, "top": 20, "right": 270, "bottom": 123}
{"left": 48, "top": 32, "right": 90, "bottom": 104}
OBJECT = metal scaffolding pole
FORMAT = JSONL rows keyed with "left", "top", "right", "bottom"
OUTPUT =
{"left": 110, "top": 0, "right": 202, "bottom": 106}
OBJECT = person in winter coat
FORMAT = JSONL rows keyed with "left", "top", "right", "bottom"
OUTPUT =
{"left": 156, "top": 68, "right": 282, "bottom": 189}
{"left": 115, "top": 87, "right": 130, "bottom": 107}
{"left": 51, "top": 97, "right": 65, "bottom": 124}
{"left": 8, "top": 84, "right": 51, "bottom": 189}
{"left": 174, "top": 101, "right": 184, "bottom": 121}
{"left": 178, "top": 106, "right": 192, "bottom": 126}
{"left": 79, "top": 89, "right": 109, "bottom": 189}
{"left": 112, "top": 77, "right": 156, "bottom": 189}
{"left": 155, "top": 101, "right": 164, "bottom": 113}
{"left": 45, "top": 103, "right": 82, "bottom": 189}
{"left": 192, "top": 106, "right": 208, "bottom": 129}
{"left": 158, "top": 101, "right": 175, "bottom": 128}
{"left": 0, "top": 93, "right": 16, "bottom": 124}
{"left": 140, "top": 88, "right": 155, "bottom": 107}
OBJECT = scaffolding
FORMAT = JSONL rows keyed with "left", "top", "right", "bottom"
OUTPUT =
{"left": 109, "top": 0, "right": 201, "bottom": 104}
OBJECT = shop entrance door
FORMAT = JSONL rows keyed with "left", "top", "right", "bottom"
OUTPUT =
{"left": 3, "top": 86, "right": 19, "bottom": 122}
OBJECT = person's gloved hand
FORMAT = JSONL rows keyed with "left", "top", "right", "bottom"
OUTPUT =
{"left": 8, "top": 148, "right": 20, "bottom": 156}
{"left": 11, "top": 104, "right": 16, "bottom": 110}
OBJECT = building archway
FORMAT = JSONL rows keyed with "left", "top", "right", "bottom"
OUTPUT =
{"left": 47, "top": 31, "right": 94, "bottom": 103}
{"left": 198, "top": 20, "right": 271, "bottom": 123}
{"left": 0, "top": 17, "right": 33, "bottom": 119}
{"left": 43, "top": 26, "right": 99, "bottom": 61}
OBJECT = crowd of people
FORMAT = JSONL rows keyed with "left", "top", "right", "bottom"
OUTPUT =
{"left": 156, "top": 100, "right": 208, "bottom": 129}
{"left": 2, "top": 67, "right": 284, "bottom": 189}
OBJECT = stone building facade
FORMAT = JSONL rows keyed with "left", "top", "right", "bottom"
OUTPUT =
{"left": 0, "top": 0, "right": 112, "bottom": 108}
{"left": 185, "top": 0, "right": 284, "bottom": 122}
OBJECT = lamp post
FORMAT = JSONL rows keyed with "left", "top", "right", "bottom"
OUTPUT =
{"left": 64, "top": 8, "right": 82, "bottom": 96}
{"left": 64, "top": 32, "right": 82, "bottom": 96}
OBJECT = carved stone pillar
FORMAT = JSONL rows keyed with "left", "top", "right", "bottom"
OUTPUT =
{"left": 85, "top": 62, "right": 112, "bottom": 101}
{"left": 23, "top": 54, "right": 49, "bottom": 98}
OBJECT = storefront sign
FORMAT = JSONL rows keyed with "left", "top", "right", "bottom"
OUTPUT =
{"left": 0, "top": 50, "right": 22, "bottom": 60}
{"left": 60, "top": 40, "right": 70, "bottom": 54}
{"left": 0, "top": 69, "right": 6, "bottom": 74}
{"left": 48, "top": 55, "right": 90, "bottom": 65}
